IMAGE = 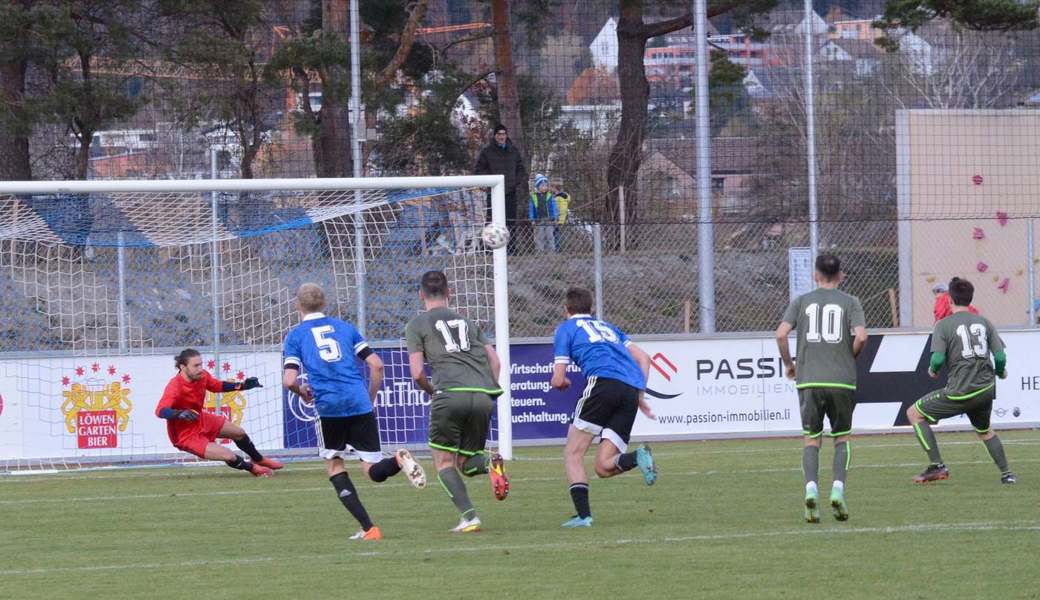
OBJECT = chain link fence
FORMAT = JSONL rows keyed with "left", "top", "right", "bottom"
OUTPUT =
{"left": 505, "top": 219, "right": 900, "bottom": 338}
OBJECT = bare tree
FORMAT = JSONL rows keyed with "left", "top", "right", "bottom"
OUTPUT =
{"left": 879, "top": 28, "right": 1027, "bottom": 110}
{"left": 269, "top": 0, "right": 428, "bottom": 177}
{"left": 490, "top": 0, "right": 524, "bottom": 155}
{"left": 164, "top": 0, "right": 281, "bottom": 179}
{"left": 753, "top": 43, "right": 895, "bottom": 222}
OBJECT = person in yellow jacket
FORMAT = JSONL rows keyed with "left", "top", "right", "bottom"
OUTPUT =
{"left": 552, "top": 182, "right": 570, "bottom": 251}
{"left": 528, "top": 174, "right": 558, "bottom": 252}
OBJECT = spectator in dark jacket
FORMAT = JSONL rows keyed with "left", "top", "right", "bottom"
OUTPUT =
{"left": 474, "top": 124, "right": 528, "bottom": 229}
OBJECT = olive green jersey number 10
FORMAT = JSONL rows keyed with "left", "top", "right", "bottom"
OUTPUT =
{"left": 804, "top": 303, "right": 844, "bottom": 344}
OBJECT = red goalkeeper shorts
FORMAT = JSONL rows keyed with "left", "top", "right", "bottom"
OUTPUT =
{"left": 171, "top": 411, "right": 227, "bottom": 457}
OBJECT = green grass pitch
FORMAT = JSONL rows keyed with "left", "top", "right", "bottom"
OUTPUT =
{"left": 2, "top": 431, "right": 1037, "bottom": 599}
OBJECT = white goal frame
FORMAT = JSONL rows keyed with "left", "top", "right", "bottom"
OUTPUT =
{"left": 0, "top": 175, "right": 513, "bottom": 468}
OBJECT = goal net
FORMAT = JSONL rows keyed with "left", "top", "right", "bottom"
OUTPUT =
{"left": 0, "top": 176, "right": 512, "bottom": 473}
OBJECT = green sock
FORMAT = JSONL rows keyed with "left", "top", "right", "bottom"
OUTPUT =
{"left": 437, "top": 467, "right": 476, "bottom": 518}
{"left": 461, "top": 454, "right": 489, "bottom": 477}
{"left": 983, "top": 435, "right": 1009, "bottom": 473}
{"left": 913, "top": 422, "right": 943, "bottom": 464}
{"left": 802, "top": 446, "right": 819, "bottom": 487}
{"left": 832, "top": 441, "right": 850, "bottom": 485}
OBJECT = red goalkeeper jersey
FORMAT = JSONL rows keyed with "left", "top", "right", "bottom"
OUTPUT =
{"left": 156, "top": 371, "right": 225, "bottom": 440}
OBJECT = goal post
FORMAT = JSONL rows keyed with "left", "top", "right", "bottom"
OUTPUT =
{"left": 0, "top": 175, "right": 513, "bottom": 472}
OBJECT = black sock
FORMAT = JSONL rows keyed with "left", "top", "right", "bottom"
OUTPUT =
{"left": 330, "top": 472, "right": 373, "bottom": 531}
{"left": 614, "top": 452, "right": 637, "bottom": 472}
{"left": 367, "top": 457, "right": 402, "bottom": 483}
{"left": 233, "top": 435, "right": 264, "bottom": 462}
{"left": 569, "top": 483, "right": 591, "bottom": 519}
{"left": 226, "top": 455, "right": 254, "bottom": 472}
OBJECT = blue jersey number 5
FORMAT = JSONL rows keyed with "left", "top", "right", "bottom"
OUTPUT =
{"left": 311, "top": 325, "right": 343, "bottom": 362}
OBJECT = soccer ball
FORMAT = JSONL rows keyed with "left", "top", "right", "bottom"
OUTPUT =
{"left": 481, "top": 223, "right": 510, "bottom": 250}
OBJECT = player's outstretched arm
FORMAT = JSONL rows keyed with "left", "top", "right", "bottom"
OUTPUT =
{"left": 220, "top": 377, "right": 261, "bottom": 393}
{"left": 157, "top": 408, "right": 198, "bottom": 421}
{"left": 409, "top": 351, "right": 435, "bottom": 395}
{"left": 203, "top": 371, "right": 261, "bottom": 394}
{"left": 775, "top": 321, "right": 796, "bottom": 379}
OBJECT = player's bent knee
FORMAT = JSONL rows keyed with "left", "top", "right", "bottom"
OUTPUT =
{"left": 906, "top": 405, "right": 922, "bottom": 422}
{"left": 325, "top": 458, "right": 346, "bottom": 477}
{"left": 358, "top": 460, "right": 376, "bottom": 478}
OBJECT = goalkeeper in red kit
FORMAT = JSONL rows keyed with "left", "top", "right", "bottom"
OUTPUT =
{"left": 156, "top": 348, "right": 284, "bottom": 476}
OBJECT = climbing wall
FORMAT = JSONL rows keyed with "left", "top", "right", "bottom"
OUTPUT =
{"left": 899, "top": 110, "right": 1040, "bottom": 327}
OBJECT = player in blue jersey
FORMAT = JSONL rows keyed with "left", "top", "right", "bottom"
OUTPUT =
{"left": 282, "top": 283, "right": 426, "bottom": 542}
{"left": 550, "top": 287, "right": 657, "bottom": 528}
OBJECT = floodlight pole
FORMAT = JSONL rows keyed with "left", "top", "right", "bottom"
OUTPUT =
{"left": 694, "top": 0, "right": 715, "bottom": 333}
{"left": 804, "top": 0, "right": 819, "bottom": 260}
{"left": 350, "top": 0, "right": 367, "bottom": 334}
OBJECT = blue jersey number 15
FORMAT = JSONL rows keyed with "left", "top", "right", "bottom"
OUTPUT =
{"left": 577, "top": 319, "right": 618, "bottom": 343}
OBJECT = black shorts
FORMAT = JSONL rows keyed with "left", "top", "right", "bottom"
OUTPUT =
{"left": 572, "top": 376, "right": 640, "bottom": 452}
{"left": 316, "top": 412, "right": 383, "bottom": 463}
{"left": 798, "top": 387, "right": 855, "bottom": 438}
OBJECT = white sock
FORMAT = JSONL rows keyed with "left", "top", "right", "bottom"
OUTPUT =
{"left": 832, "top": 480, "right": 844, "bottom": 492}
{"left": 805, "top": 481, "right": 818, "bottom": 495}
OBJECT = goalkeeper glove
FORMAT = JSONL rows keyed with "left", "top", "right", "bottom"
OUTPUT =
{"left": 240, "top": 376, "right": 262, "bottom": 391}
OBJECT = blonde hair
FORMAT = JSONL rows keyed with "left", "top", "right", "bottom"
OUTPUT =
{"left": 297, "top": 283, "right": 326, "bottom": 313}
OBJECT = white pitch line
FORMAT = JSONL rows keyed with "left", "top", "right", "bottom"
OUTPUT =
{"left": 685, "top": 456, "right": 1040, "bottom": 477}
{"left": 2, "top": 457, "right": 1038, "bottom": 507}
{"left": 1, "top": 520, "right": 1037, "bottom": 578}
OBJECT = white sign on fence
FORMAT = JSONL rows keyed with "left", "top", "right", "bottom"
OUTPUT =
{"left": 788, "top": 246, "right": 815, "bottom": 301}
{"left": 0, "top": 352, "right": 284, "bottom": 461}
{"left": 630, "top": 332, "right": 1039, "bottom": 438}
